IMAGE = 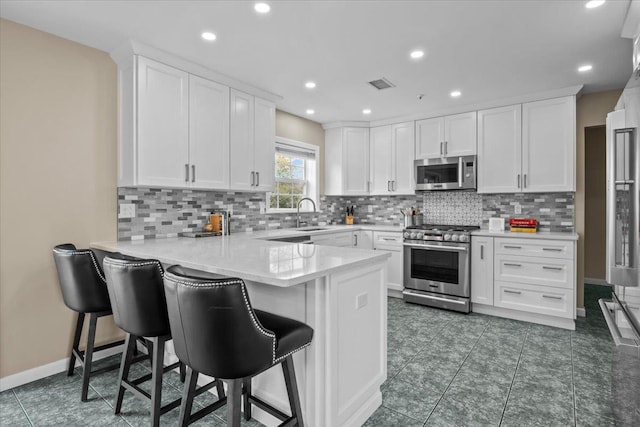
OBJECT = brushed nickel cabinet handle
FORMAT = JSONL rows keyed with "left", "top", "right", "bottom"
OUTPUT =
{"left": 517, "top": 174, "right": 521, "bottom": 189}
{"left": 524, "top": 174, "right": 528, "bottom": 188}
{"left": 251, "top": 171, "right": 255, "bottom": 186}
{"left": 185, "top": 164, "right": 189, "bottom": 183}
{"left": 504, "top": 245, "right": 522, "bottom": 249}
{"left": 387, "top": 181, "right": 391, "bottom": 192}
{"left": 504, "top": 289, "right": 522, "bottom": 295}
{"left": 256, "top": 172, "right": 260, "bottom": 187}
{"left": 480, "top": 245, "right": 484, "bottom": 260}
{"left": 504, "top": 263, "right": 522, "bottom": 267}
{"left": 542, "top": 266, "right": 563, "bottom": 271}
{"left": 440, "top": 142, "right": 443, "bottom": 156}
{"left": 444, "top": 141, "right": 448, "bottom": 156}
{"left": 542, "top": 294, "right": 562, "bottom": 300}
{"left": 354, "top": 234, "right": 358, "bottom": 246}
{"left": 543, "top": 247, "right": 563, "bottom": 252}
{"left": 192, "top": 165, "right": 195, "bottom": 183}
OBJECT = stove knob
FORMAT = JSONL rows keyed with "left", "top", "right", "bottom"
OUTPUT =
{"left": 403, "top": 232, "right": 411, "bottom": 239}
{"left": 416, "top": 232, "right": 424, "bottom": 239}
{"left": 459, "top": 234, "right": 469, "bottom": 242}
{"left": 444, "top": 234, "right": 452, "bottom": 241}
{"left": 451, "top": 234, "right": 460, "bottom": 241}
{"left": 410, "top": 232, "right": 417, "bottom": 239}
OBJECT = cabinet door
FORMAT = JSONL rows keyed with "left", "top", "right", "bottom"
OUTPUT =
{"left": 415, "top": 117, "right": 443, "bottom": 159}
{"left": 477, "top": 104, "right": 522, "bottom": 193}
{"left": 229, "top": 89, "right": 255, "bottom": 190}
{"left": 253, "top": 97, "right": 276, "bottom": 191}
{"left": 188, "top": 75, "right": 230, "bottom": 189}
{"left": 391, "top": 122, "right": 415, "bottom": 194}
{"left": 342, "top": 128, "right": 370, "bottom": 194}
{"left": 353, "top": 230, "right": 374, "bottom": 249}
{"left": 369, "top": 125, "right": 392, "bottom": 194}
{"left": 522, "top": 97, "right": 575, "bottom": 192}
{"left": 373, "top": 232, "right": 404, "bottom": 292}
{"left": 137, "top": 57, "right": 189, "bottom": 186}
{"left": 444, "top": 112, "right": 477, "bottom": 157}
{"left": 471, "top": 237, "right": 494, "bottom": 306}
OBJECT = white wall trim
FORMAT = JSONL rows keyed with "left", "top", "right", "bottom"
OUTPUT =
{"left": 0, "top": 344, "right": 124, "bottom": 392}
{"left": 585, "top": 277, "right": 610, "bottom": 286}
{"left": 576, "top": 307, "right": 586, "bottom": 318}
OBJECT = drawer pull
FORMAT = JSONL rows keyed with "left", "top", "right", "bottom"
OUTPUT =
{"left": 504, "top": 263, "right": 522, "bottom": 267}
{"left": 542, "top": 266, "right": 563, "bottom": 271}
{"left": 504, "top": 289, "right": 522, "bottom": 295}
{"left": 542, "top": 247, "right": 563, "bottom": 252}
{"left": 542, "top": 294, "right": 563, "bottom": 300}
{"left": 504, "top": 245, "right": 522, "bottom": 249}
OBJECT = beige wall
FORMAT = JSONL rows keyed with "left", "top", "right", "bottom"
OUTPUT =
{"left": 275, "top": 110, "right": 325, "bottom": 195}
{"left": 584, "top": 126, "right": 607, "bottom": 280}
{"left": 576, "top": 89, "right": 622, "bottom": 308}
{"left": 0, "top": 19, "right": 120, "bottom": 378}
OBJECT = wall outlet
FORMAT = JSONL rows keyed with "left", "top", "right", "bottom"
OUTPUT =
{"left": 226, "top": 204, "right": 233, "bottom": 215}
{"left": 514, "top": 203, "right": 522, "bottom": 215}
{"left": 119, "top": 203, "right": 136, "bottom": 219}
{"left": 259, "top": 202, "right": 266, "bottom": 214}
{"left": 368, "top": 205, "right": 373, "bottom": 213}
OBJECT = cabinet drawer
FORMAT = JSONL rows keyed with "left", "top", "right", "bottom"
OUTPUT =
{"left": 495, "top": 255, "right": 573, "bottom": 289}
{"left": 313, "top": 232, "right": 353, "bottom": 247}
{"left": 373, "top": 232, "right": 403, "bottom": 249}
{"left": 494, "top": 238, "right": 574, "bottom": 259}
{"left": 494, "top": 281, "right": 573, "bottom": 319}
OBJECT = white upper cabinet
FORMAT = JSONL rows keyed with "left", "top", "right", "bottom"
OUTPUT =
{"left": 137, "top": 57, "right": 189, "bottom": 187}
{"left": 478, "top": 104, "right": 522, "bottom": 193}
{"left": 443, "top": 112, "right": 477, "bottom": 157}
{"left": 325, "top": 127, "right": 370, "bottom": 195}
{"left": 370, "top": 125, "right": 392, "bottom": 194}
{"left": 391, "top": 122, "right": 415, "bottom": 193}
{"left": 188, "top": 75, "right": 230, "bottom": 189}
{"left": 229, "top": 89, "right": 275, "bottom": 191}
{"left": 522, "top": 97, "right": 575, "bottom": 192}
{"left": 415, "top": 112, "right": 476, "bottom": 159}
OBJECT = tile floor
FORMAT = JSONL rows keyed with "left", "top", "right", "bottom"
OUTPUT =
{"left": 0, "top": 284, "right": 627, "bottom": 426}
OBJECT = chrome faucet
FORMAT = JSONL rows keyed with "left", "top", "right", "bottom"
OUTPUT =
{"left": 296, "top": 197, "right": 317, "bottom": 228}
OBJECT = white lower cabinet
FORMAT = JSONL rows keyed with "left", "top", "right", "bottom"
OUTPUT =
{"left": 312, "top": 231, "right": 353, "bottom": 247}
{"left": 373, "top": 232, "right": 403, "bottom": 293}
{"left": 353, "top": 230, "right": 373, "bottom": 249}
{"left": 471, "top": 234, "right": 577, "bottom": 329}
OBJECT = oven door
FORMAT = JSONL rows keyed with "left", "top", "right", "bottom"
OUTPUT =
{"left": 403, "top": 242, "right": 470, "bottom": 297}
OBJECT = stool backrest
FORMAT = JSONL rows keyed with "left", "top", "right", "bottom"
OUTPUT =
{"left": 53, "top": 243, "right": 111, "bottom": 313}
{"left": 163, "top": 265, "right": 276, "bottom": 379}
{"left": 103, "top": 257, "right": 170, "bottom": 338}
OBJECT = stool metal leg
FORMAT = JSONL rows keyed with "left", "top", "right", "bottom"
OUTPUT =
{"left": 227, "top": 379, "right": 242, "bottom": 427}
{"left": 67, "top": 312, "right": 84, "bottom": 376}
{"left": 243, "top": 378, "right": 251, "bottom": 421}
{"left": 150, "top": 336, "right": 166, "bottom": 427}
{"left": 179, "top": 362, "right": 186, "bottom": 383}
{"left": 282, "top": 355, "right": 304, "bottom": 427}
{"left": 81, "top": 313, "right": 98, "bottom": 402}
{"left": 178, "top": 367, "right": 198, "bottom": 427}
{"left": 115, "top": 333, "right": 136, "bottom": 415}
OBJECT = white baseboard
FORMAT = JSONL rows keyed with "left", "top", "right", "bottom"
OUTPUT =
{"left": 471, "top": 304, "right": 575, "bottom": 330}
{"left": 0, "top": 344, "right": 124, "bottom": 392}
{"left": 585, "top": 277, "right": 609, "bottom": 286}
{"left": 576, "top": 307, "right": 586, "bottom": 317}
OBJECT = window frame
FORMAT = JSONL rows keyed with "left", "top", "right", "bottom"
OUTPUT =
{"left": 267, "top": 136, "right": 320, "bottom": 214}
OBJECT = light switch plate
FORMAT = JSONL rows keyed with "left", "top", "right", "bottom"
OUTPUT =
{"left": 119, "top": 203, "right": 136, "bottom": 219}
{"left": 356, "top": 292, "right": 368, "bottom": 309}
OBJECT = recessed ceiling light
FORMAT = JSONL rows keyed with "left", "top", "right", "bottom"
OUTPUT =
{"left": 585, "top": 0, "right": 605, "bottom": 9}
{"left": 410, "top": 50, "right": 425, "bottom": 59}
{"left": 578, "top": 64, "right": 593, "bottom": 72}
{"left": 362, "top": 109, "right": 372, "bottom": 115}
{"left": 254, "top": 3, "right": 271, "bottom": 13}
{"left": 450, "top": 90, "right": 461, "bottom": 98}
{"left": 306, "top": 109, "right": 315, "bottom": 115}
{"left": 201, "top": 32, "right": 217, "bottom": 41}
{"left": 305, "top": 81, "right": 316, "bottom": 89}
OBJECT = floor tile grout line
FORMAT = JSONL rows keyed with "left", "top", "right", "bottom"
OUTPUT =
{"left": 11, "top": 389, "right": 34, "bottom": 427}
{"left": 88, "top": 382, "right": 135, "bottom": 427}
{"left": 498, "top": 323, "right": 531, "bottom": 426}
{"left": 422, "top": 322, "right": 491, "bottom": 427}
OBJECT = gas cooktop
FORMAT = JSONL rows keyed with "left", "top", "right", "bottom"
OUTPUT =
{"left": 403, "top": 224, "right": 480, "bottom": 243}
{"left": 405, "top": 224, "right": 480, "bottom": 232}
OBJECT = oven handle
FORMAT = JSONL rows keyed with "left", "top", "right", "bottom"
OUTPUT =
{"left": 403, "top": 243, "right": 468, "bottom": 252}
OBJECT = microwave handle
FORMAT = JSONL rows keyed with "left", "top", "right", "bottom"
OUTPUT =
{"left": 458, "top": 157, "right": 463, "bottom": 187}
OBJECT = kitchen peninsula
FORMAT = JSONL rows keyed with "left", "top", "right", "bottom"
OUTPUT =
{"left": 91, "top": 233, "right": 391, "bottom": 427}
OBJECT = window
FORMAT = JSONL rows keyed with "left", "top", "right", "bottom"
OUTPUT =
{"left": 268, "top": 137, "right": 319, "bottom": 212}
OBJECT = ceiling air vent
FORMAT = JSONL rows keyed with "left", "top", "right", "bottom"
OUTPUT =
{"left": 368, "top": 78, "right": 395, "bottom": 90}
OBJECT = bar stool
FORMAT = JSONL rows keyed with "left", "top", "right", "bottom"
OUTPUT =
{"left": 53, "top": 243, "right": 125, "bottom": 401}
{"left": 163, "top": 265, "right": 314, "bottom": 427}
{"left": 102, "top": 256, "right": 214, "bottom": 427}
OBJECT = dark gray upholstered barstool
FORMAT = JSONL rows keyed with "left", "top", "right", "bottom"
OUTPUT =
{"left": 103, "top": 256, "right": 216, "bottom": 427}
{"left": 163, "top": 265, "right": 313, "bottom": 427}
{"left": 52, "top": 243, "right": 125, "bottom": 401}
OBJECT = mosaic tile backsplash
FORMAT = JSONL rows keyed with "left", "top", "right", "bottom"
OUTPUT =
{"left": 117, "top": 188, "right": 575, "bottom": 240}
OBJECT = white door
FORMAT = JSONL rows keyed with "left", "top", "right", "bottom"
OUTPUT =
{"left": 369, "top": 125, "right": 392, "bottom": 194}
{"left": 136, "top": 56, "right": 189, "bottom": 186}
{"left": 253, "top": 97, "right": 276, "bottom": 191}
{"left": 342, "top": 127, "right": 370, "bottom": 194}
{"left": 391, "top": 122, "right": 415, "bottom": 194}
{"left": 188, "top": 75, "right": 230, "bottom": 189}
{"left": 229, "top": 89, "right": 255, "bottom": 190}
{"left": 444, "top": 112, "right": 477, "bottom": 157}
{"left": 415, "top": 117, "right": 443, "bottom": 159}
{"left": 471, "top": 236, "right": 494, "bottom": 306}
{"left": 522, "top": 97, "right": 575, "bottom": 192}
{"left": 477, "top": 104, "right": 522, "bottom": 193}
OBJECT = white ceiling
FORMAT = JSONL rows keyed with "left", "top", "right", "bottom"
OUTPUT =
{"left": 0, "top": 0, "right": 634, "bottom": 124}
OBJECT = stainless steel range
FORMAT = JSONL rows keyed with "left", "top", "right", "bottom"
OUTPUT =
{"left": 402, "top": 224, "right": 479, "bottom": 313}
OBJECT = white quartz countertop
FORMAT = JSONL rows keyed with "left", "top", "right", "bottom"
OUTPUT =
{"left": 246, "top": 224, "right": 403, "bottom": 240}
{"left": 471, "top": 229, "right": 578, "bottom": 241}
{"left": 92, "top": 232, "right": 391, "bottom": 288}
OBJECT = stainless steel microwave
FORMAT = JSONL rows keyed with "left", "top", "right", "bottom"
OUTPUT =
{"left": 415, "top": 155, "right": 477, "bottom": 191}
